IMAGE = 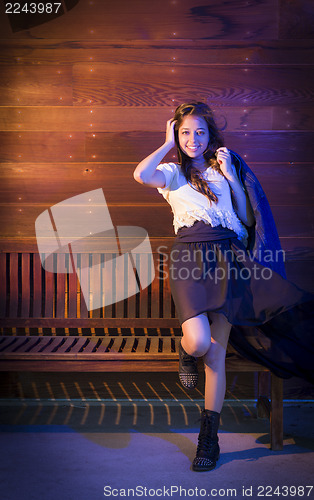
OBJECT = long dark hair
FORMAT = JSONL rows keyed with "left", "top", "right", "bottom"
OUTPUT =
{"left": 173, "top": 102, "right": 224, "bottom": 204}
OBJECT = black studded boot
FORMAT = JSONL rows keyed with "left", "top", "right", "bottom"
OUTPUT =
{"left": 178, "top": 340, "right": 198, "bottom": 390}
{"left": 192, "top": 409, "right": 220, "bottom": 472}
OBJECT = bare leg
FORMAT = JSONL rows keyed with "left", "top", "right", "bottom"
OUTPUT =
{"left": 181, "top": 311, "right": 232, "bottom": 412}
{"left": 203, "top": 312, "right": 232, "bottom": 412}
{"left": 182, "top": 311, "right": 231, "bottom": 472}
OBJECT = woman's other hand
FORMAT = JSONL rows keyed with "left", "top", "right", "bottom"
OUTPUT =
{"left": 215, "top": 147, "right": 235, "bottom": 181}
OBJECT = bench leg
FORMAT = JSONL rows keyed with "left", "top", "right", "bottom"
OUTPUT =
{"left": 257, "top": 371, "right": 271, "bottom": 419}
{"left": 256, "top": 371, "right": 283, "bottom": 450}
{"left": 270, "top": 374, "right": 283, "bottom": 451}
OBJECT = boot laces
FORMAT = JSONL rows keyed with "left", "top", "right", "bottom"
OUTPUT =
{"left": 198, "top": 425, "right": 212, "bottom": 451}
{"left": 197, "top": 417, "right": 217, "bottom": 453}
{"left": 182, "top": 352, "right": 196, "bottom": 365}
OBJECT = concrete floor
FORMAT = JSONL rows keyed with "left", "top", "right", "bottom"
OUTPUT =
{"left": 1, "top": 371, "right": 313, "bottom": 500}
{"left": 1, "top": 398, "right": 314, "bottom": 500}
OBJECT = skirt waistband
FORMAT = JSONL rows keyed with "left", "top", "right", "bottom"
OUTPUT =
{"left": 174, "top": 220, "right": 238, "bottom": 243}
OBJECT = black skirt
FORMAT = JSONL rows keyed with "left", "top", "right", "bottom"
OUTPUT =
{"left": 169, "top": 221, "right": 314, "bottom": 383}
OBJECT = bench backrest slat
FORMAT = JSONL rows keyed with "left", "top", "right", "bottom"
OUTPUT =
{"left": 9, "top": 253, "right": 19, "bottom": 318}
{"left": 21, "top": 253, "right": 31, "bottom": 318}
{"left": 0, "top": 254, "right": 6, "bottom": 318}
{"left": 33, "top": 253, "right": 43, "bottom": 318}
{"left": 0, "top": 251, "right": 177, "bottom": 323}
{"left": 44, "top": 254, "right": 55, "bottom": 318}
{"left": 68, "top": 253, "right": 78, "bottom": 318}
{"left": 56, "top": 254, "right": 66, "bottom": 319}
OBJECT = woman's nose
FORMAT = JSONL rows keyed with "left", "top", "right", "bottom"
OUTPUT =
{"left": 188, "top": 134, "right": 198, "bottom": 144}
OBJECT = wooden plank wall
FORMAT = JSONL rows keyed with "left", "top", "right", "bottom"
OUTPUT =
{"left": 0, "top": 0, "right": 313, "bottom": 291}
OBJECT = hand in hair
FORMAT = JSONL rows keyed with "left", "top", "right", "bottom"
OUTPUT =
{"left": 165, "top": 119, "right": 177, "bottom": 148}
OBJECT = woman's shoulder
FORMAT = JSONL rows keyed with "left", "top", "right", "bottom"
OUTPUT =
{"left": 157, "top": 161, "right": 180, "bottom": 170}
{"left": 156, "top": 162, "right": 182, "bottom": 178}
{"left": 156, "top": 162, "right": 182, "bottom": 192}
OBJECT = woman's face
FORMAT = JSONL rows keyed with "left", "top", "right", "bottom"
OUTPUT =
{"left": 178, "top": 115, "right": 210, "bottom": 159}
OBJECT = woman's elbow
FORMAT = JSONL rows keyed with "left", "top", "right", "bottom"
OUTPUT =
{"left": 133, "top": 170, "right": 144, "bottom": 184}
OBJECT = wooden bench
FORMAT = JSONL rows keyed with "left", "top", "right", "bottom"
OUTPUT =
{"left": 0, "top": 251, "right": 283, "bottom": 449}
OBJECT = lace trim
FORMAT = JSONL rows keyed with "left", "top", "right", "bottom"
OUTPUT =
{"left": 173, "top": 208, "right": 248, "bottom": 246}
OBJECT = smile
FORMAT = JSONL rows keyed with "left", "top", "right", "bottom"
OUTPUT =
{"left": 186, "top": 146, "right": 200, "bottom": 151}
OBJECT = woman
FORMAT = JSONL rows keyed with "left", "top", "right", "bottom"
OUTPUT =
{"left": 133, "top": 102, "right": 313, "bottom": 472}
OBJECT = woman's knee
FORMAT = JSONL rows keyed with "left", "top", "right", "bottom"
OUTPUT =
{"left": 181, "top": 313, "right": 211, "bottom": 357}
{"left": 204, "top": 340, "right": 227, "bottom": 371}
{"left": 185, "top": 334, "right": 211, "bottom": 357}
{"left": 208, "top": 312, "right": 232, "bottom": 350}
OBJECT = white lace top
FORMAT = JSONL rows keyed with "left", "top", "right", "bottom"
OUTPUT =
{"left": 156, "top": 162, "right": 248, "bottom": 245}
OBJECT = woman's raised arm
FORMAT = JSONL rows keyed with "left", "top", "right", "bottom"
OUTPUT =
{"left": 133, "top": 120, "right": 176, "bottom": 188}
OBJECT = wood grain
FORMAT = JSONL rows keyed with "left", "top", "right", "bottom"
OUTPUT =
{"left": 1, "top": 40, "right": 313, "bottom": 65}
{"left": 0, "top": 66, "right": 72, "bottom": 106}
{"left": 84, "top": 131, "right": 314, "bottom": 163}
{"left": 0, "top": 204, "right": 313, "bottom": 239}
{"left": 72, "top": 64, "right": 314, "bottom": 106}
{"left": 1, "top": 237, "right": 313, "bottom": 258}
{"left": 0, "top": 132, "right": 85, "bottom": 162}
{"left": 0, "top": 0, "right": 278, "bottom": 40}
{"left": 279, "top": 0, "right": 314, "bottom": 39}
{"left": 1, "top": 106, "right": 313, "bottom": 131}
{"left": 0, "top": 162, "right": 313, "bottom": 206}
{"left": 1, "top": 131, "right": 313, "bottom": 163}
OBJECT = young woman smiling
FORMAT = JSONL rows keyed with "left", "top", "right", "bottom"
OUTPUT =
{"left": 133, "top": 102, "right": 314, "bottom": 472}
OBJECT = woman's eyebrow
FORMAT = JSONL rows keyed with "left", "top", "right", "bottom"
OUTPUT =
{"left": 181, "top": 127, "right": 206, "bottom": 131}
